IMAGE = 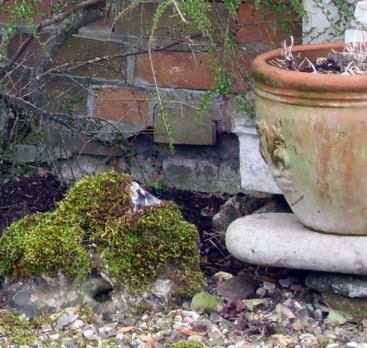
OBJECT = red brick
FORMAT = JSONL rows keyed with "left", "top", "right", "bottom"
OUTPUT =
{"left": 233, "top": 2, "right": 301, "bottom": 45}
{"left": 134, "top": 52, "right": 215, "bottom": 90}
{"left": 233, "top": 3, "right": 276, "bottom": 44}
{"left": 92, "top": 88, "right": 150, "bottom": 127}
{"left": 228, "top": 53, "right": 253, "bottom": 93}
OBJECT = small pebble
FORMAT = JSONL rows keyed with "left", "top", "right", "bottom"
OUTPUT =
{"left": 212, "top": 272, "right": 234, "bottom": 282}
{"left": 55, "top": 314, "right": 79, "bottom": 330}
{"left": 209, "top": 312, "right": 222, "bottom": 323}
{"left": 279, "top": 278, "right": 293, "bottom": 288}
{"left": 116, "top": 333, "right": 125, "bottom": 340}
{"left": 314, "top": 309, "right": 323, "bottom": 321}
{"left": 181, "top": 311, "right": 200, "bottom": 320}
{"left": 174, "top": 315, "right": 182, "bottom": 323}
{"left": 183, "top": 316, "right": 194, "bottom": 323}
{"left": 83, "top": 329, "right": 97, "bottom": 340}
{"left": 263, "top": 281, "right": 276, "bottom": 293}
{"left": 192, "top": 319, "right": 213, "bottom": 331}
{"left": 49, "top": 333, "right": 60, "bottom": 340}
{"left": 70, "top": 319, "right": 85, "bottom": 330}
{"left": 256, "top": 287, "right": 267, "bottom": 297}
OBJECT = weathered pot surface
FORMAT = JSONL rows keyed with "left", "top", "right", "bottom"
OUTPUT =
{"left": 252, "top": 42, "right": 367, "bottom": 235}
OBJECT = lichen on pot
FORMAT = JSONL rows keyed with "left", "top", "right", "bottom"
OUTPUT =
{"left": 0, "top": 170, "right": 204, "bottom": 297}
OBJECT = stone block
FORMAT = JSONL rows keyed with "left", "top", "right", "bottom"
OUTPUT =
{"left": 152, "top": 88, "right": 221, "bottom": 145}
{"left": 232, "top": 118, "right": 281, "bottom": 194}
{"left": 59, "top": 155, "right": 110, "bottom": 182}
{"left": 25, "top": 125, "right": 125, "bottom": 157}
{"left": 306, "top": 273, "right": 367, "bottom": 298}
{"left": 5, "top": 144, "right": 49, "bottom": 163}
{"left": 133, "top": 52, "right": 215, "bottom": 90}
{"left": 226, "top": 213, "right": 367, "bottom": 275}
{"left": 162, "top": 157, "right": 240, "bottom": 194}
{"left": 116, "top": 133, "right": 240, "bottom": 194}
{"left": 153, "top": 103, "right": 215, "bottom": 145}
{"left": 52, "top": 36, "right": 127, "bottom": 80}
{"left": 90, "top": 86, "right": 151, "bottom": 138}
{"left": 302, "top": 0, "right": 351, "bottom": 44}
{"left": 3, "top": 142, "right": 71, "bottom": 164}
{"left": 35, "top": 78, "right": 88, "bottom": 115}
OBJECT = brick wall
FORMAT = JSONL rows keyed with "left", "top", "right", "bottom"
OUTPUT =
{"left": 0, "top": 0, "right": 301, "bottom": 193}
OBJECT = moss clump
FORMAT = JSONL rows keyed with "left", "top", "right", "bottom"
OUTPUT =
{"left": 57, "top": 170, "right": 133, "bottom": 231}
{"left": 0, "top": 212, "right": 91, "bottom": 279}
{"left": 169, "top": 341, "right": 207, "bottom": 348}
{"left": 0, "top": 170, "right": 204, "bottom": 296}
{"left": 100, "top": 202, "right": 203, "bottom": 292}
{"left": 0, "top": 311, "right": 36, "bottom": 345}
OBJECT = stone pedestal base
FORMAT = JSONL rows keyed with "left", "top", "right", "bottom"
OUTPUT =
{"left": 226, "top": 213, "right": 367, "bottom": 275}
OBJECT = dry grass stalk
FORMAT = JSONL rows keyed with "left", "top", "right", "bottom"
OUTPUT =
{"left": 269, "top": 38, "right": 367, "bottom": 75}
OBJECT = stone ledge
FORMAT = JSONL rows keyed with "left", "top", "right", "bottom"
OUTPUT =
{"left": 226, "top": 213, "right": 367, "bottom": 275}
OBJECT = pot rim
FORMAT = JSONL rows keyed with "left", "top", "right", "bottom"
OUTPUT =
{"left": 252, "top": 42, "right": 367, "bottom": 93}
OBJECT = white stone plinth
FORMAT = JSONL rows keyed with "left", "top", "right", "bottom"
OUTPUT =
{"left": 226, "top": 213, "right": 367, "bottom": 275}
{"left": 233, "top": 124, "right": 281, "bottom": 195}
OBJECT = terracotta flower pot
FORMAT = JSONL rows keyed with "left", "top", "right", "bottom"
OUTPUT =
{"left": 252, "top": 42, "right": 367, "bottom": 235}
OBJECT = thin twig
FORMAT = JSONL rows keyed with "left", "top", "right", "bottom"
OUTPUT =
{"left": 171, "top": 0, "right": 188, "bottom": 23}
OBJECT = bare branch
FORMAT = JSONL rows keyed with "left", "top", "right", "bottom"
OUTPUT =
{"left": 0, "top": 0, "right": 106, "bottom": 77}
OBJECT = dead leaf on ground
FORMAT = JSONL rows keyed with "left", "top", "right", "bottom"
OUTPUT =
{"left": 118, "top": 326, "right": 136, "bottom": 333}
{"left": 243, "top": 298, "right": 267, "bottom": 312}
{"left": 36, "top": 167, "right": 52, "bottom": 178}
{"left": 177, "top": 328, "right": 206, "bottom": 336}
{"left": 221, "top": 299, "right": 247, "bottom": 319}
{"left": 326, "top": 310, "right": 349, "bottom": 327}
{"left": 276, "top": 304, "right": 296, "bottom": 319}
{"left": 139, "top": 335, "right": 159, "bottom": 347}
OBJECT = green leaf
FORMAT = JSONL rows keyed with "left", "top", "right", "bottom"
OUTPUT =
{"left": 243, "top": 298, "right": 267, "bottom": 312}
{"left": 326, "top": 310, "right": 348, "bottom": 326}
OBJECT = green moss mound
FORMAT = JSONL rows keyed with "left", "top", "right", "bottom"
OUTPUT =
{"left": 100, "top": 202, "right": 203, "bottom": 292}
{"left": 0, "top": 212, "right": 91, "bottom": 279}
{"left": 169, "top": 341, "right": 207, "bottom": 348}
{"left": 0, "top": 170, "right": 204, "bottom": 296}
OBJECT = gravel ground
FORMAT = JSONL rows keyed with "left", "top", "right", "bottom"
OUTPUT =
{"left": 1, "top": 271, "right": 367, "bottom": 348}
{"left": 1, "top": 175, "right": 367, "bottom": 347}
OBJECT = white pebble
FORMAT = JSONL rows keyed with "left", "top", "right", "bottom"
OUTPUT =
{"left": 83, "top": 329, "right": 97, "bottom": 340}
{"left": 182, "top": 311, "right": 200, "bottom": 320}
{"left": 116, "top": 333, "right": 125, "bottom": 340}
{"left": 49, "top": 334, "right": 60, "bottom": 340}
{"left": 70, "top": 319, "right": 84, "bottom": 330}
{"left": 174, "top": 315, "right": 183, "bottom": 323}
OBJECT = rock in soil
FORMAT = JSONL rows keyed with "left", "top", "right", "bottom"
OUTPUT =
{"left": 322, "top": 292, "right": 367, "bottom": 322}
{"left": 216, "top": 274, "right": 257, "bottom": 300}
{"left": 306, "top": 272, "right": 367, "bottom": 298}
